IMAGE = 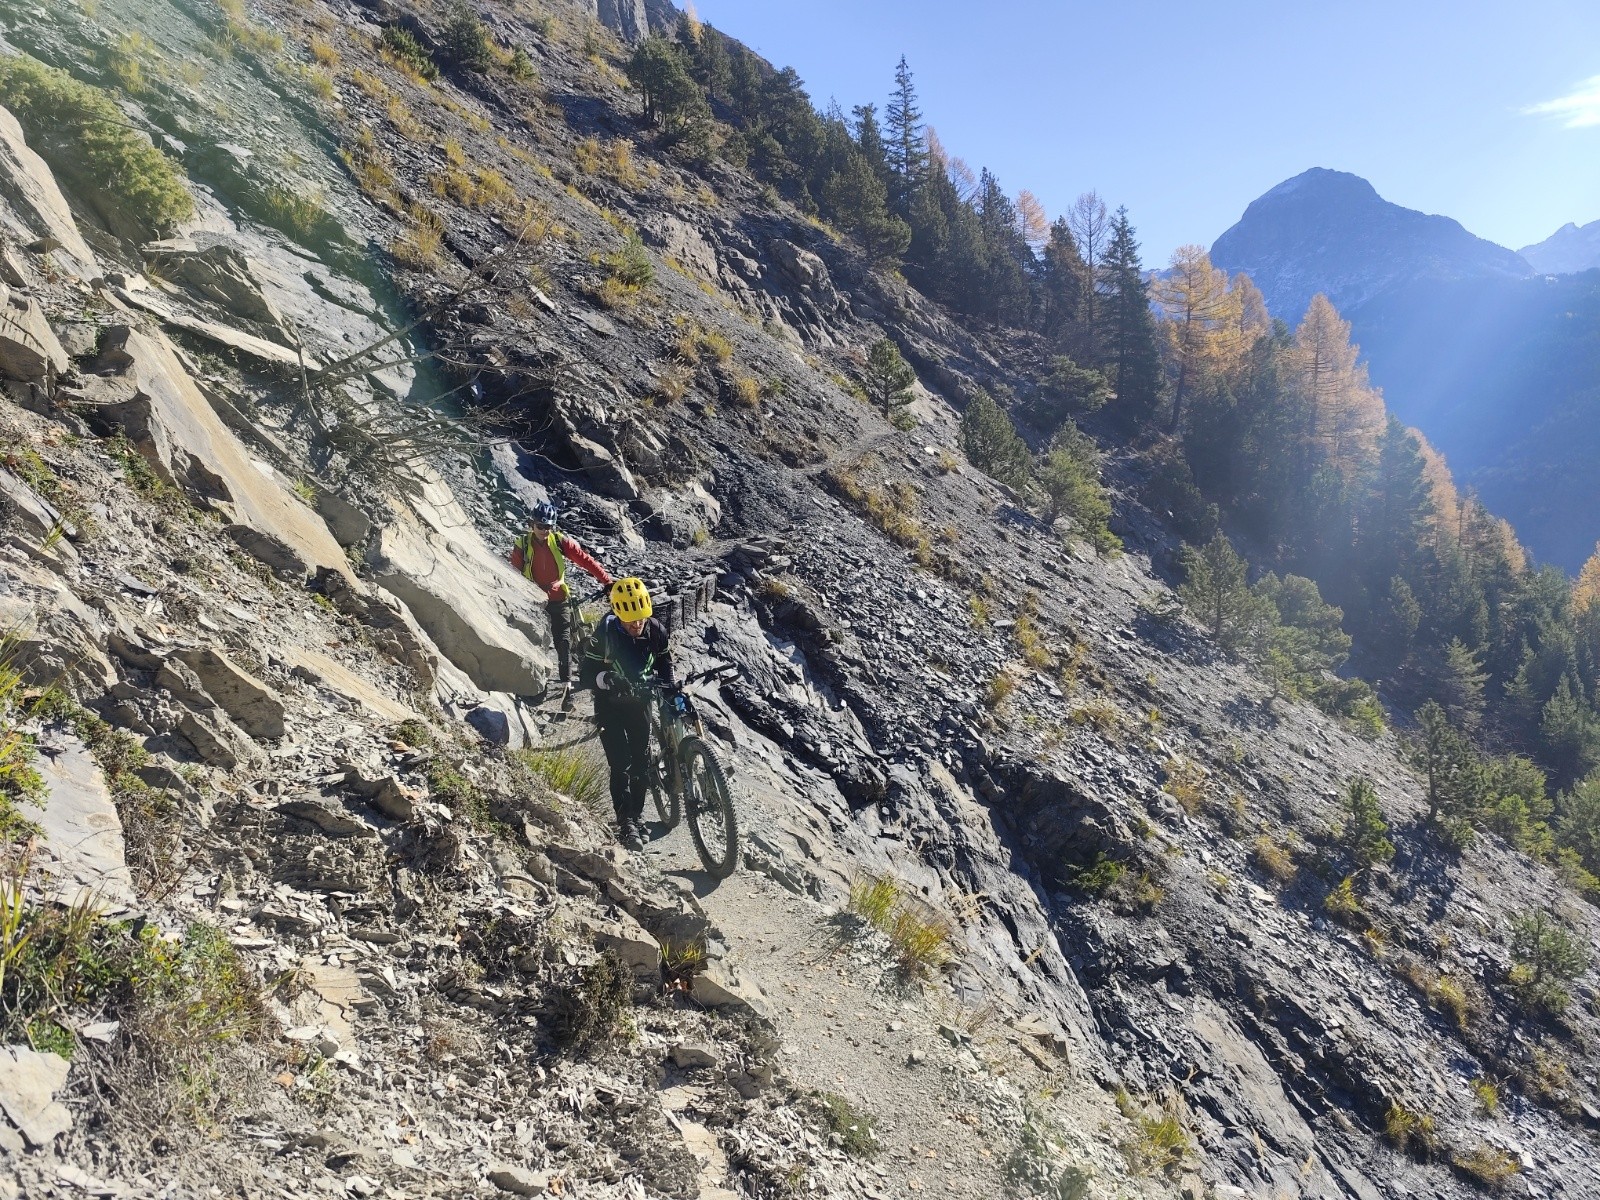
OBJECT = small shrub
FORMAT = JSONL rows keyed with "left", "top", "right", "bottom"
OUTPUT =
{"left": 1068, "top": 699, "right": 1120, "bottom": 733}
{"left": 1451, "top": 1145, "right": 1519, "bottom": 1191}
{"left": 550, "top": 951, "right": 632, "bottom": 1050}
{"left": 815, "top": 1092, "right": 878, "bottom": 1157}
{"left": 982, "top": 671, "right": 1015, "bottom": 710}
{"left": 1251, "top": 835, "right": 1297, "bottom": 884}
{"left": 425, "top": 759, "right": 486, "bottom": 824}
{"left": 1014, "top": 614, "right": 1053, "bottom": 671}
{"left": 731, "top": 376, "right": 761, "bottom": 408}
{"left": 308, "top": 35, "right": 340, "bottom": 68}
{"left": 441, "top": 3, "right": 496, "bottom": 72}
{"left": 0, "top": 56, "right": 192, "bottom": 236}
{"left": 1116, "top": 1092, "right": 1189, "bottom": 1176}
{"left": 1384, "top": 1104, "right": 1438, "bottom": 1159}
{"left": 380, "top": 25, "right": 439, "bottom": 81}
{"left": 1470, "top": 1076, "right": 1499, "bottom": 1115}
{"left": 604, "top": 232, "right": 654, "bottom": 287}
{"left": 1507, "top": 909, "right": 1588, "bottom": 1016}
{"left": 968, "top": 595, "right": 990, "bottom": 629}
{"left": 1338, "top": 776, "right": 1394, "bottom": 867}
{"left": 1323, "top": 876, "right": 1363, "bottom": 925}
{"left": 1066, "top": 854, "right": 1124, "bottom": 897}
{"left": 1162, "top": 757, "right": 1207, "bottom": 816}
{"left": 1431, "top": 976, "right": 1472, "bottom": 1029}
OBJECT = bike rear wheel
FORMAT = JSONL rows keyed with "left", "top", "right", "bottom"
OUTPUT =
{"left": 649, "top": 755, "right": 681, "bottom": 828}
{"left": 681, "top": 736, "right": 738, "bottom": 878}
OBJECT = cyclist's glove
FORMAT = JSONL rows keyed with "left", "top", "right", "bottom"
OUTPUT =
{"left": 669, "top": 690, "right": 690, "bottom": 715}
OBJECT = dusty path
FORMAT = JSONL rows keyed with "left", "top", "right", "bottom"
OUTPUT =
{"left": 641, "top": 781, "right": 1080, "bottom": 1198}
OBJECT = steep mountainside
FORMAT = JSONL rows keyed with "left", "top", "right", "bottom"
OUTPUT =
{"left": 1520, "top": 220, "right": 1600, "bottom": 275}
{"left": 2, "top": 3, "right": 1600, "bottom": 1200}
{"left": 1210, "top": 168, "right": 1532, "bottom": 326}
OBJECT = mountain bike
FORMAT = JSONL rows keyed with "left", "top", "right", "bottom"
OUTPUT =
{"left": 555, "top": 584, "right": 611, "bottom": 695}
{"left": 645, "top": 663, "right": 740, "bottom": 878}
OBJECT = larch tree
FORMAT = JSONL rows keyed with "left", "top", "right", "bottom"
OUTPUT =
{"left": 1292, "top": 294, "right": 1361, "bottom": 454}
{"left": 1153, "top": 244, "right": 1234, "bottom": 433}
{"left": 1414, "top": 432, "right": 1462, "bottom": 544}
{"left": 1067, "top": 191, "right": 1109, "bottom": 355}
{"left": 1015, "top": 189, "right": 1050, "bottom": 254}
{"left": 1575, "top": 544, "right": 1600, "bottom": 616}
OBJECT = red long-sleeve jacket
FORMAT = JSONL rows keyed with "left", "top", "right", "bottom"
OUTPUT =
{"left": 510, "top": 531, "right": 612, "bottom": 598}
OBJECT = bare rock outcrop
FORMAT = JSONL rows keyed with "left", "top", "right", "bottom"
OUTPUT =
{"left": 0, "top": 104, "right": 97, "bottom": 278}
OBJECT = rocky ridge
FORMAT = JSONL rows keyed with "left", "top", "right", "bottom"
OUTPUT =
{"left": 0, "top": 2, "right": 1598, "bottom": 1200}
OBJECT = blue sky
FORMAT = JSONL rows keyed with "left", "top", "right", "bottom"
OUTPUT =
{"left": 691, "top": 0, "right": 1600, "bottom": 267}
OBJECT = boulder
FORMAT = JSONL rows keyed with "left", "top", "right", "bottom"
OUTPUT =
{"left": 769, "top": 239, "right": 828, "bottom": 288}
{"left": 112, "top": 283, "right": 310, "bottom": 370}
{"left": 0, "top": 464, "right": 68, "bottom": 544}
{"left": 176, "top": 708, "right": 258, "bottom": 769}
{"left": 576, "top": 912, "right": 662, "bottom": 986}
{"left": 16, "top": 732, "right": 136, "bottom": 912}
{"left": 0, "top": 562, "right": 114, "bottom": 694}
{"left": 171, "top": 646, "right": 286, "bottom": 739}
{"left": 689, "top": 962, "right": 772, "bottom": 1021}
{"left": 0, "top": 282, "right": 67, "bottom": 382}
{"left": 141, "top": 242, "right": 285, "bottom": 327}
{"left": 369, "top": 472, "right": 548, "bottom": 696}
{"left": 311, "top": 569, "right": 438, "bottom": 691}
{"left": 89, "top": 325, "right": 351, "bottom": 580}
{"left": 0, "top": 104, "right": 98, "bottom": 278}
{"left": 224, "top": 522, "right": 310, "bottom": 581}
{"left": 0, "top": 1046, "right": 72, "bottom": 1149}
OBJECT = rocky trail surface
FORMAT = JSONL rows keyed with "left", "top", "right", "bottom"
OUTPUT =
{"left": 1, "top": 0, "right": 1599, "bottom": 1198}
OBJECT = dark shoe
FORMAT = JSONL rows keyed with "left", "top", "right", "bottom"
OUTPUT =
{"left": 559, "top": 682, "right": 574, "bottom": 712}
{"left": 619, "top": 821, "right": 645, "bottom": 851}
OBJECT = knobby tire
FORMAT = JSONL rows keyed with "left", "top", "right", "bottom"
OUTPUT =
{"left": 681, "top": 736, "right": 738, "bottom": 878}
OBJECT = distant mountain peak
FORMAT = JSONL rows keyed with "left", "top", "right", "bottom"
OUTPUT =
{"left": 1211, "top": 170, "right": 1532, "bottom": 324}
{"left": 1256, "top": 167, "right": 1380, "bottom": 206}
{"left": 1520, "top": 218, "right": 1600, "bottom": 275}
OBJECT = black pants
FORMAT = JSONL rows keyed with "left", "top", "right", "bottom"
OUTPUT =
{"left": 547, "top": 598, "right": 571, "bottom": 682}
{"left": 595, "top": 694, "right": 650, "bottom": 824}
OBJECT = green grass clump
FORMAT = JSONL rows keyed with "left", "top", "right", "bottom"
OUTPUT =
{"left": 513, "top": 745, "right": 607, "bottom": 814}
{"left": 815, "top": 1092, "right": 878, "bottom": 1157}
{"left": 844, "top": 873, "right": 954, "bottom": 979}
{"left": 1115, "top": 1091, "right": 1189, "bottom": 1176}
{"left": 0, "top": 55, "right": 192, "bottom": 236}
{"left": 2, "top": 861, "right": 267, "bottom": 1080}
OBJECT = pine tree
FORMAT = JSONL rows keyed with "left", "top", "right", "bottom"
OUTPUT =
{"left": 1409, "top": 701, "right": 1481, "bottom": 827}
{"left": 1340, "top": 776, "right": 1395, "bottom": 867}
{"left": 1180, "top": 532, "right": 1273, "bottom": 651}
{"left": 1039, "top": 218, "right": 1091, "bottom": 345}
{"left": 1099, "top": 207, "right": 1162, "bottom": 427}
{"left": 1037, "top": 423, "right": 1116, "bottom": 551}
{"left": 959, "top": 389, "right": 1031, "bottom": 491}
{"left": 627, "top": 37, "right": 710, "bottom": 137}
{"left": 884, "top": 56, "right": 927, "bottom": 213}
{"left": 861, "top": 338, "right": 917, "bottom": 422}
{"left": 1434, "top": 637, "right": 1488, "bottom": 730}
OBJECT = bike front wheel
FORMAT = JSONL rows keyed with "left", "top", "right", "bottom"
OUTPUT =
{"left": 681, "top": 736, "right": 738, "bottom": 878}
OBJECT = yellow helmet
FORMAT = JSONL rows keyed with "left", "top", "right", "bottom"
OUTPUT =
{"left": 609, "top": 576, "right": 653, "bottom": 620}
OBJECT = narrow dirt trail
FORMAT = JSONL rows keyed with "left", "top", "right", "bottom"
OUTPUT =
{"left": 641, "top": 775, "right": 1064, "bottom": 1199}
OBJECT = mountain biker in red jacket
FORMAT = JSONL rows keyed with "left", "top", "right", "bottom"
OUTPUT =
{"left": 510, "top": 501, "right": 612, "bottom": 709}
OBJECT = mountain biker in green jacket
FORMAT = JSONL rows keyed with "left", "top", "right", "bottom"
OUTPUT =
{"left": 509, "top": 501, "right": 612, "bottom": 710}
{"left": 582, "top": 577, "right": 679, "bottom": 851}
